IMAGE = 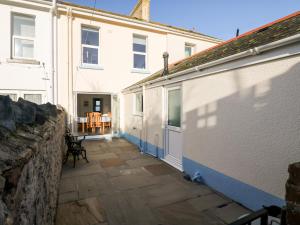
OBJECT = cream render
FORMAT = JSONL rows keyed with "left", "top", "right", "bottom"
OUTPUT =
{"left": 0, "top": 0, "right": 220, "bottom": 133}
{"left": 2, "top": 0, "right": 298, "bottom": 214}
{"left": 122, "top": 33, "right": 300, "bottom": 209}
{"left": 0, "top": 0, "right": 53, "bottom": 104}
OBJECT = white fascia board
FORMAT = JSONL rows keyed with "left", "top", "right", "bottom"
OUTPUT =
{"left": 2, "top": 0, "right": 52, "bottom": 9}
{"left": 56, "top": 3, "right": 220, "bottom": 43}
{"left": 124, "top": 33, "right": 300, "bottom": 93}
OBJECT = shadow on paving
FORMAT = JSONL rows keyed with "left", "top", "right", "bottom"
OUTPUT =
{"left": 56, "top": 138, "right": 250, "bottom": 225}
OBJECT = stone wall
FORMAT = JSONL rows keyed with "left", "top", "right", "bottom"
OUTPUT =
{"left": 286, "top": 162, "right": 300, "bottom": 225}
{"left": 0, "top": 96, "right": 66, "bottom": 225}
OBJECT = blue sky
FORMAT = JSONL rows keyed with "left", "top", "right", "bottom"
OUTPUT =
{"left": 65, "top": 0, "right": 299, "bottom": 40}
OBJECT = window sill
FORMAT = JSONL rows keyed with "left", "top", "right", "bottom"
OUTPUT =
{"left": 7, "top": 58, "right": 40, "bottom": 65}
{"left": 79, "top": 64, "right": 104, "bottom": 70}
{"left": 131, "top": 68, "right": 150, "bottom": 74}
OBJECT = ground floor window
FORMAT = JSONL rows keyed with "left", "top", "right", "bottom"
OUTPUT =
{"left": 24, "top": 94, "right": 42, "bottom": 104}
{"left": 0, "top": 93, "right": 17, "bottom": 101}
{"left": 134, "top": 92, "right": 143, "bottom": 115}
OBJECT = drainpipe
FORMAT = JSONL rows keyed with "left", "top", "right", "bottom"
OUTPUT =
{"left": 49, "top": 0, "right": 56, "bottom": 104}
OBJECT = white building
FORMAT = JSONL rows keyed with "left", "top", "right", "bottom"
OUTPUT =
{"left": 122, "top": 12, "right": 300, "bottom": 210}
{"left": 0, "top": 0, "right": 221, "bottom": 135}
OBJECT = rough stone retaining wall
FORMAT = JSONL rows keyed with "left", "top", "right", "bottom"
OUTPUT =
{"left": 0, "top": 96, "right": 66, "bottom": 225}
{"left": 286, "top": 162, "right": 300, "bottom": 225}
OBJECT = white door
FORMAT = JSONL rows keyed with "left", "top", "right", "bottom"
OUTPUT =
{"left": 164, "top": 86, "right": 183, "bottom": 171}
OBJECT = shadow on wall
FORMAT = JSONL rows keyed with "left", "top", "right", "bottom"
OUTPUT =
{"left": 182, "top": 61, "right": 300, "bottom": 210}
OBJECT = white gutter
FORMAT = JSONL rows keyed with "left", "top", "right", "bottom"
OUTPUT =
{"left": 124, "top": 33, "right": 300, "bottom": 92}
{"left": 50, "top": 0, "right": 57, "bottom": 104}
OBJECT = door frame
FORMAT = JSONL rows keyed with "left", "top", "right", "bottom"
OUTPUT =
{"left": 74, "top": 91, "right": 117, "bottom": 138}
{"left": 163, "top": 84, "right": 183, "bottom": 171}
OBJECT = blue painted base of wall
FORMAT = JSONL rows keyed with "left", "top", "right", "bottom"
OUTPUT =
{"left": 183, "top": 157, "right": 285, "bottom": 211}
{"left": 121, "top": 132, "right": 164, "bottom": 159}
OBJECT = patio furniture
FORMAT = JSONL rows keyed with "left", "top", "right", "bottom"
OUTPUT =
{"left": 103, "top": 112, "right": 112, "bottom": 128}
{"left": 63, "top": 129, "right": 89, "bottom": 168}
{"left": 78, "top": 117, "right": 87, "bottom": 133}
{"left": 94, "top": 112, "right": 103, "bottom": 132}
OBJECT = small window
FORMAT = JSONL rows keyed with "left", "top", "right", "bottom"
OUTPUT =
{"left": 133, "top": 35, "right": 147, "bottom": 69}
{"left": 134, "top": 92, "right": 143, "bottom": 115}
{"left": 0, "top": 93, "right": 17, "bottom": 101}
{"left": 185, "top": 43, "right": 195, "bottom": 57}
{"left": 24, "top": 94, "right": 42, "bottom": 104}
{"left": 12, "top": 14, "right": 35, "bottom": 59}
{"left": 81, "top": 26, "right": 99, "bottom": 65}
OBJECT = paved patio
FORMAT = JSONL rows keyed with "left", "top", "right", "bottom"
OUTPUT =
{"left": 56, "top": 138, "right": 250, "bottom": 225}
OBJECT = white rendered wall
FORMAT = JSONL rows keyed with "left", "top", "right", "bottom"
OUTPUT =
{"left": 143, "top": 86, "right": 164, "bottom": 149}
{"left": 56, "top": 11, "right": 219, "bottom": 120}
{"left": 123, "top": 92, "right": 143, "bottom": 142}
{"left": 167, "top": 33, "right": 216, "bottom": 64}
{"left": 0, "top": 1, "right": 52, "bottom": 103}
{"left": 182, "top": 53, "right": 300, "bottom": 199}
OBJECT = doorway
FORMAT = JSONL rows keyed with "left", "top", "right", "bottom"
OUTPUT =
{"left": 164, "top": 86, "right": 183, "bottom": 171}
{"left": 76, "top": 93, "right": 113, "bottom": 135}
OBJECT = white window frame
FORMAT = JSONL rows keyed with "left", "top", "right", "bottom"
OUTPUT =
{"left": 11, "top": 13, "right": 36, "bottom": 60}
{"left": 133, "top": 34, "right": 147, "bottom": 70}
{"left": 81, "top": 26, "right": 100, "bottom": 66}
{"left": 184, "top": 43, "right": 195, "bottom": 58}
{"left": 0, "top": 90, "right": 45, "bottom": 104}
{"left": 133, "top": 92, "right": 143, "bottom": 116}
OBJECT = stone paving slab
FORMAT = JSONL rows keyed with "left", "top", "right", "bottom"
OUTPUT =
{"left": 56, "top": 197, "right": 106, "bottom": 225}
{"left": 62, "top": 162, "right": 104, "bottom": 179}
{"left": 210, "top": 202, "right": 251, "bottom": 224}
{"left": 99, "top": 158, "right": 126, "bottom": 168}
{"left": 187, "top": 193, "right": 232, "bottom": 212}
{"left": 144, "top": 163, "right": 177, "bottom": 176}
{"left": 56, "top": 138, "right": 251, "bottom": 225}
{"left": 89, "top": 152, "right": 118, "bottom": 161}
{"left": 126, "top": 157, "right": 162, "bottom": 168}
{"left": 155, "top": 201, "right": 226, "bottom": 225}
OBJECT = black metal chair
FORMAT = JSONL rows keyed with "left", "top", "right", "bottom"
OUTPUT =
{"left": 63, "top": 129, "right": 89, "bottom": 168}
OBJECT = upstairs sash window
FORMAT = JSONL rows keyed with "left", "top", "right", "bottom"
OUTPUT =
{"left": 12, "top": 14, "right": 35, "bottom": 59}
{"left": 133, "top": 35, "right": 147, "bottom": 69}
{"left": 81, "top": 27, "right": 99, "bottom": 65}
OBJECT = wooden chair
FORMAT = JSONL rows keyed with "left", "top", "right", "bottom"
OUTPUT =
{"left": 86, "top": 112, "right": 95, "bottom": 132}
{"left": 103, "top": 112, "right": 112, "bottom": 128}
{"left": 94, "top": 112, "right": 103, "bottom": 133}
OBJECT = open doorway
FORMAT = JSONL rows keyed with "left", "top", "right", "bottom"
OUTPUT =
{"left": 76, "top": 93, "right": 112, "bottom": 135}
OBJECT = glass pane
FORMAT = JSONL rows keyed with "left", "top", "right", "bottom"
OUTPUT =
{"left": 168, "top": 89, "right": 181, "bottom": 127}
{"left": 185, "top": 46, "right": 192, "bottom": 57}
{"left": 133, "top": 36, "right": 146, "bottom": 53}
{"left": 95, "top": 106, "right": 100, "bottom": 112}
{"left": 135, "top": 93, "right": 143, "bottom": 113}
{"left": 133, "top": 36, "right": 146, "bottom": 45}
{"left": 81, "top": 28, "right": 99, "bottom": 46}
{"left": 83, "top": 47, "right": 98, "bottom": 64}
{"left": 96, "top": 100, "right": 100, "bottom": 106}
{"left": 13, "top": 15, "right": 35, "bottom": 37}
{"left": 14, "top": 38, "right": 34, "bottom": 58}
{"left": 24, "top": 94, "right": 42, "bottom": 104}
{"left": 0, "top": 94, "right": 17, "bottom": 101}
{"left": 133, "top": 43, "right": 146, "bottom": 53}
{"left": 134, "top": 54, "right": 146, "bottom": 69}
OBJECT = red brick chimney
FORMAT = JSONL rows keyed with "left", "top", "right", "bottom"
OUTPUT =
{"left": 130, "top": 0, "right": 150, "bottom": 21}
